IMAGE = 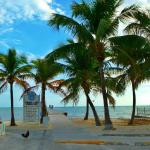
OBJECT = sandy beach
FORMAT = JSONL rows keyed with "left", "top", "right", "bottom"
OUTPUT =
{"left": 71, "top": 118, "right": 150, "bottom": 135}
{"left": 72, "top": 117, "right": 150, "bottom": 126}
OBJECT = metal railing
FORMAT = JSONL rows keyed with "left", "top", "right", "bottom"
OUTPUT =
{"left": 137, "top": 107, "right": 150, "bottom": 116}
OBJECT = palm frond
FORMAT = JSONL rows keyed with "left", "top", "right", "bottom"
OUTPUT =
{"left": 47, "top": 81, "right": 66, "bottom": 97}
{"left": 72, "top": 1, "right": 92, "bottom": 23}
{"left": 61, "top": 91, "right": 79, "bottom": 105}
{"left": 20, "top": 85, "right": 39, "bottom": 100}
{"left": 119, "top": 5, "right": 139, "bottom": 23}
{"left": 48, "top": 13, "right": 93, "bottom": 42}
{"left": 48, "top": 80, "right": 64, "bottom": 87}
{"left": 0, "top": 81, "right": 8, "bottom": 94}
{"left": 46, "top": 42, "right": 84, "bottom": 60}
{"left": 124, "top": 9, "right": 150, "bottom": 39}
{"left": 96, "top": 18, "right": 119, "bottom": 40}
{"left": 14, "top": 77, "right": 29, "bottom": 90}
{"left": 14, "top": 65, "right": 32, "bottom": 76}
{"left": 107, "top": 91, "right": 116, "bottom": 109}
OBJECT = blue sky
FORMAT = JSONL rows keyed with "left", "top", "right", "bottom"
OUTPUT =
{"left": 0, "top": 0, "right": 150, "bottom": 107}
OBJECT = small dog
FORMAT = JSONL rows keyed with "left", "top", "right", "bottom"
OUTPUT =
{"left": 21, "top": 130, "right": 29, "bottom": 138}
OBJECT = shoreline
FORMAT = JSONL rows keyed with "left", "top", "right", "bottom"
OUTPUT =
{"left": 1, "top": 106, "right": 150, "bottom": 121}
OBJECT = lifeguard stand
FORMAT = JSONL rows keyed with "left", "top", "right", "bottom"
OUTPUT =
{"left": 23, "top": 91, "right": 40, "bottom": 122}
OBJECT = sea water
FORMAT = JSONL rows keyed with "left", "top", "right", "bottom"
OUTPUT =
{"left": 0, "top": 106, "right": 149, "bottom": 121}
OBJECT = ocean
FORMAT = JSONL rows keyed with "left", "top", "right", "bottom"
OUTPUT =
{"left": 0, "top": 106, "right": 149, "bottom": 121}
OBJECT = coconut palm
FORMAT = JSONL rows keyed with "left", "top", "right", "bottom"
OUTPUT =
{"left": 47, "top": 40, "right": 125, "bottom": 123}
{"left": 48, "top": 0, "right": 138, "bottom": 129}
{"left": 53, "top": 44, "right": 101, "bottom": 126}
{"left": 29, "top": 58, "right": 64, "bottom": 123}
{"left": 110, "top": 35, "right": 150, "bottom": 124}
{"left": 0, "top": 49, "right": 31, "bottom": 126}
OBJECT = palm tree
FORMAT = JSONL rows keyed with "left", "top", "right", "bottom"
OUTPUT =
{"left": 110, "top": 35, "right": 150, "bottom": 124}
{"left": 55, "top": 46, "right": 101, "bottom": 126}
{"left": 48, "top": 0, "right": 138, "bottom": 129}
{"left": 29, "top": 58, "right": 64, "bottom": 123}
{"left": 0, "top": 49, "right": 31, "bottom": 126}
{"left": 47, "top": 41, "right": 124, "bottom": 123}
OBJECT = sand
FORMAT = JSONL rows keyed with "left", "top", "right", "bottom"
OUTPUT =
{"left": 4, "top": 121, "right": 52, "bottom": 130}
{"left": 71, "top": 118, "right": 150, "bottom": 135}
{"left": 72, "top": 118, "right": 150, "bottom": 126}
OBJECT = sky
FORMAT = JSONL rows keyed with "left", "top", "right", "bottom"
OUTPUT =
{"left": 0, "top": 0, "right": 150, "bottom": 107}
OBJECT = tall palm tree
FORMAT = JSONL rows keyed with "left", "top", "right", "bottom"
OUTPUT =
{"left": 55, "top": 46, "right": 101, "bottom": 126}
{"left": 48, "top": 0, "right": 138, "bottom": 129}
{"left": 47, "top": 41, "right": 124, "bottom": 122}
{"left": 0, "top": 49, "right": 31, "bottom": 126}
{"left": 110, "top": 35, "right": 150, "bottom": 124}
{"left": 29, "top": 58, "right": 63, "bottom": 123}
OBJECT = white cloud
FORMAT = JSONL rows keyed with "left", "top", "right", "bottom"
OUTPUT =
{"left": 16, "top": 50, "right": 37, "bottom": 61}
{"left": 0, "top": 28, "right": 14, "bottom": 34}
{"left": 26, "top": 52, "right": 38, "bottom": 61}
{"left": 0, "top": 38, "right": 22, "bottom": 49}
{"left": 56, "top": 7, "right": 65, "bottom": 15}
{"left": 0, "top": 40, "right": 9, "bottom": 48}
{"left": 0, "top": 0, "right": 64, "bottom": 24}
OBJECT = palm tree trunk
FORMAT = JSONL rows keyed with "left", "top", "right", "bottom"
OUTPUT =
{"left": 84, "top": 89, "right": 101, "bottom": 126}
{"left": 129, "top": 80, "right": 136, "bottom": 125}
{"left": 84, "top": 99, "right": 89, "bottom": 120}
{"left": 10, "top": 83, "right": 16, "bottom": 126}
{"left": 40, "top": 83, "right": 47, "bottom": 124}
{"left": 100, "top": 66, "right": 113, "bottom": 129}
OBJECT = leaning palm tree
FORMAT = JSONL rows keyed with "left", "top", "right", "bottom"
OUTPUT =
{"left": 48, "top": 0, "right": 138, "bottom": 129}
{"left": 29, "top": 58, "right": 64, "bottom": 123}
{"left": 0, "top": 49, "right": 31, "bottom": 126}
{"left": 110, "top": 35, "right": 150, "bottom": 124}
{"left": 55, "top": 46, "right": 101, "bottom": 126}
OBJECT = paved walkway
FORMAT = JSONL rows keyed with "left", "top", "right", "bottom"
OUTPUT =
{"left": 0, "top": 111, "right": 150, "bottom": 150}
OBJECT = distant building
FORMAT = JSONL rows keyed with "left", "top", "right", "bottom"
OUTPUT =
{"left": 23, "top": 91, "right": 40, "bottom": 122}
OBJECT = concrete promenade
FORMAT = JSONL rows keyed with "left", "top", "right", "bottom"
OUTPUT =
{"left": 0, "top": 110, "right": 150, "bottom": 150}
